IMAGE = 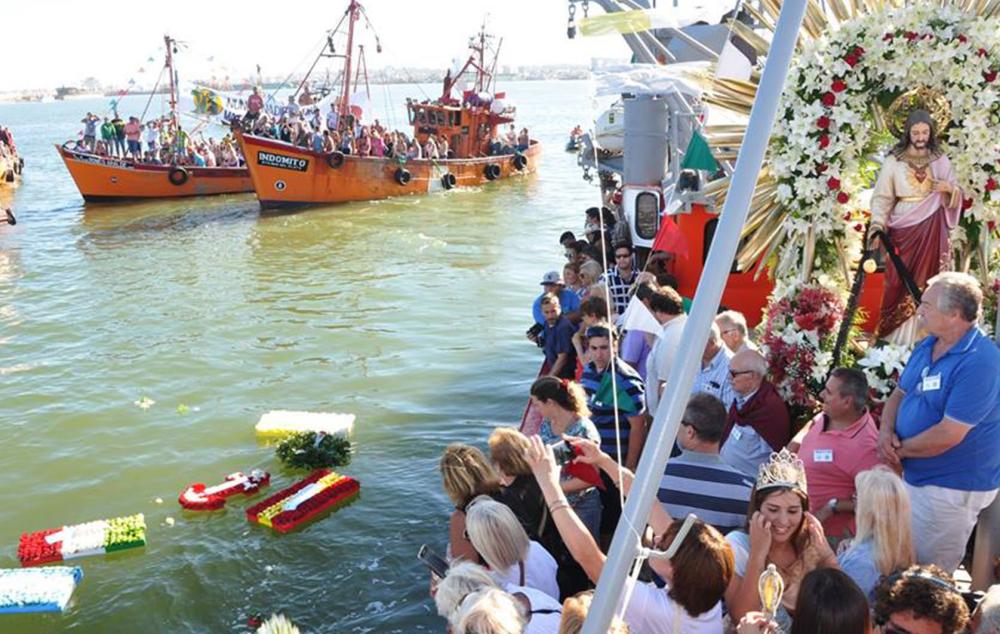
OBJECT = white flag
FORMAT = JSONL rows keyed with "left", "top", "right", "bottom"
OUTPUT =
{"left": 621, "top": 295, "right": 663, "bottom": 337}
{"left": 716, "top": 40, "right": 752, "bottom": 82}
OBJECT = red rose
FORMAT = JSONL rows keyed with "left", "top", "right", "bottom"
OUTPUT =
{"left": 989, "top": 220, "right": 997, "bottom": 231}
{"left": 816, "top": 163, "right": 828, "bottom": 174}
{"left": 883, "top": 33, "right": 894, "bottom": 42}
{"left": 827, "top": 177, "right": 841, "bottom": 190}
{"left": 963, "top": 197, "right": 974, "bottom": 210}
{"left": 980, "top": 48, "right": 989, "bottom": 57}
{"left": 985, "top": 70, "right": 998, "bottom": 83}
{"left": 854, "top": 222, "right": 864, "bottom": 232}
{"left": 853, "top": 46, "right": 865, "bottom": 56}
{"left": 958, "top": 34, "right": 968, "bottom": 43}
{"left": 838, "top": 192, "right": 851, "bottom": 204}
{"left": 817, "top": 115, "right": 831, "bottom": 129}
{"left": 845, "top": 54, "right": 858, "bottom": 67}
{"left": 818, "top": 135, "right": 831, "bottom": 149}
{"left": 904, "top": 31, "right": 918, "bottom": 41}
{"left": 843, "top": 212, "right": 852, "bottom": 221}
{"left": 822, "top": 92, "right": 836, "bottom": 106}
{"left": 831, "top": 79, "right": 847, "bottom": 93}
{"left": 987, "top": 178, "right": 998, "bottom": 191}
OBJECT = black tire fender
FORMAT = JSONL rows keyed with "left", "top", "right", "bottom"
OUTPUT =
{"left": 168, "top": 166, "right": 189, "bottom": 186}
{"left": 484, "top": 163, "right": 501, "bottom": 180}
{"left": 512, "top": 154, "right": 527, "bottom": 170}
{"left": 441, "top": 173, "right": 457, "bottom": 189}
{"left": 395, "top": 167, "right": 412, "bottom": 186}
{"left": 327, "top": 152, "right": 345, "bottom": 168}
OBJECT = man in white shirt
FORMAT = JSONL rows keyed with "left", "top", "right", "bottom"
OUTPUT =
{"left": 645, "top": 287, "right": 688, "bottom": 418}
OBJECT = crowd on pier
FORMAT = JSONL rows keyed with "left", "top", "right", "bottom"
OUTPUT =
{"left": 428, "top": 203, "right": 1000, "bottom": 633}
{"left": 74, "top": 112, "right": 244, "bottom": 168}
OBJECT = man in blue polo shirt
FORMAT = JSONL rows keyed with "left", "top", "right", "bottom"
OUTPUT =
{"left": 879, "top": 272, "right": 1000, "bottom": 572}
{"left": 531, "top": 270, "right": 581, "bottom": 327}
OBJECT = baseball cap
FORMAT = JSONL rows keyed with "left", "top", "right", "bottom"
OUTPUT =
{"left": 539, "top": 271, "right": 564, "bottom": 286}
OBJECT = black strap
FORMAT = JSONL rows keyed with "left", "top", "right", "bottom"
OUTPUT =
{"left": 519, "top": 560, "right": 525, "bottom": 586}
{"left": 530, "top": 609, "right": 562, "bottom": 615}
{"left": 875, "top": 229, "right": 923, "bottom": 304}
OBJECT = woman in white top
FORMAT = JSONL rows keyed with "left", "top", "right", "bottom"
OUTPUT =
{"left": 466, "top": 496, "right": 560, "bottom": 600}
{"left": 436, "top": 561, "right": 561, "bottom": 634}
{"left": 526, "top": 435, "right": 734, "bottom": 634}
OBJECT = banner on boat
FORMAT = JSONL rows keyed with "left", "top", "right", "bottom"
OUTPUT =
{"left": 257, "top": 151, "right": 309, "bottom": 172}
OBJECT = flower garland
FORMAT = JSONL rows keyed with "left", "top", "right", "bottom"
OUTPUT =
{"left": 18, "top": 514, "right": 146, "bottom": 567}
{"left": 179, "top": 470, "right": 271, "bottom": 511}
{"left": 275, "top": 432, "right": 352, "bottom": 471}
{"left": 245, "top": 469, "right": 359, "bottom": 533}
{"left": 770, "top": 3, "right": 1000, "bottom": 279}
{"left": 0, "top": 566, "right": 82, "bottom": 614}
{"left": 759, "top": 282, "right": 846, "bottom": 417}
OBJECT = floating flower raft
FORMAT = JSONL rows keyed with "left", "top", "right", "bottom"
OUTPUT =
{"left": 0, "top": 566, "right": 83, "bottom": 613}
{"left": 179, "top": 469, "right": 270, "bottom": 511}
{"left": 255, "top": 411, "right": 354, "bottom": 440}
{"left": 245, "top": 470, "right": 359, "bottom": 533}
{"left": 18, "top": 514, "right": 146, "bottom": 567}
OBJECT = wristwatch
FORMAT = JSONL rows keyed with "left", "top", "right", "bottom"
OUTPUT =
{"left": 827, "top": 498, "right": 838, "bottom": 513}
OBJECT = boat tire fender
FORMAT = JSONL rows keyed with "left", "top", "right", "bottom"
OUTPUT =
{"left": 484, "top": 163, "right": 501, "bottom": 180}
{"left": 327, "top": 152, "right": 345, "bottom": 169}
{"left": 3, "top": 209, "right": 15, "bottom": 225}
{"left": 395, "top": 167, "right": 412, "bottom": 186}
{"left": 3, "top": 170, "right": 12, "bottom": 183}
{"left": 512, "top": 154, "right": 527, "bottom": 171}
{"left": 441, "top": 173, "right": 457, "bottom": 190}
{"left": 168, "top": 167, "right": 189, "bottom": 186}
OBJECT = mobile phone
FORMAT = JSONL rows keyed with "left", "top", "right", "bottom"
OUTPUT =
{"left": 417, "top": 544, "right": 449, "bottom": 579}
{"left": 549, "top": 440, "right": 577, "bottom": 466}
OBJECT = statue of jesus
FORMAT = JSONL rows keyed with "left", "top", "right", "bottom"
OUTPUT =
{"left": 869, "top": 109, "right": 962, "bottom": 345}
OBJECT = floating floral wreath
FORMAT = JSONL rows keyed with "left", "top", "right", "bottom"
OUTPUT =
{"left": 769, "top": 3, "right": 1000, "bottom": 279}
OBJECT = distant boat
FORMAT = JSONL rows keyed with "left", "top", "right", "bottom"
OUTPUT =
{"left": 56, "top": 35, "right": 252, "bottom": 203}
{"left": 236, "top": 1, "right": 540, "bottom": 209}
{"left": 54, "top": 87, "right": 103, "bottom": 101}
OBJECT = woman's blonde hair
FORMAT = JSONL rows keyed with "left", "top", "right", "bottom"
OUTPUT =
{"left": 559, "top": 591, "right": 629, "bottom": 634}
{"left": 488, "top": 427, "right": 533, "bottom": 477}
{"left": 439, "top": 444, "right": 500, "bottom": 508}
{"left": 452, "top": 587, "right": 525, "bottom": 634}
{"left": 854, "top": 466, "right": 915, "bottom": 576}
{"left": 465, "top": 496, "right": 529, "bottom": 572}
{"left": 579, "top": 260, "right": 603, "bottom": 284}
{"left": 434, "top": 561, "right": 497, "bottom": 619}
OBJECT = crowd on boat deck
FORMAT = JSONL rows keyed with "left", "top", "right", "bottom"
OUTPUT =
{"left": 74, "top": 112, "right": 244, "bottom": 168}
{"left": 0, "top": 124, "right": 17, "bottom": 159}
{"left": 428, "top": 202, "right": 1000, "bottom": 633}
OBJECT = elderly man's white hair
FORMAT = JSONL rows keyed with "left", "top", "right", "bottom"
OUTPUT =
{"left": 452, "top": 587, "right": 526, "bottom": 634}
{"left": 928, "top": 271, "right": 982, "bottom": 323}
{"left": 976, "top": 584, "right": 1000, "bottom": 634}
{"left": 434, "top": 561, "right": 497, "bottom": 619}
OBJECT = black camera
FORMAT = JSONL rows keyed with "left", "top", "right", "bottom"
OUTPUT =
{"left": 550, "top": 441, "right": 576, "bottom": 466}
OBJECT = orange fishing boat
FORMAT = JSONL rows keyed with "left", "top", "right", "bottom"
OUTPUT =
{"left": 57, "top": 35, "right": 252, "bottom": 203}
{"left": 56, "top": 144, "right": 251, "bottom": 202}
{"left": 236, "top": 3, "right": 540, "bottom": 210}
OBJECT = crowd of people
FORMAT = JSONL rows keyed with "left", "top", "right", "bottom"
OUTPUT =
{"left": 75, "top": 111, "right": 244, "bottom": 168}
{"left": 427, "top": 202, "right": 1000, "bottom": 633}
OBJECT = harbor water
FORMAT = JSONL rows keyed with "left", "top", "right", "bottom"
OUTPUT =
{"left": 0, "top": 80, "right": 596, "bottom": 632}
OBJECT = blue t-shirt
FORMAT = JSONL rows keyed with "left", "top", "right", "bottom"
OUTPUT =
{"left": 896, "top": 327, "right": 1000, "bottom": 490}
{"left": 542, "top": 316, "right": 577, "bottom": 379}
{"left": 837, "top": 538, "right": 880, "bottom": 600}
{"left": 532, "top": 289, "right": 581, "bottom": 326}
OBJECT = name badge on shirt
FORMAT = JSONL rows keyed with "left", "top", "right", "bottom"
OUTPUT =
{"left": 813, "top": 449, "right": 834, "bottom": 463}
{"left": 922, "top": 374, "right": 942, "bottom": 392}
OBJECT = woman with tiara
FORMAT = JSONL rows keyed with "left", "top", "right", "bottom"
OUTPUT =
{"left": 724, "top": 448, "right": 838, "bottom": 630}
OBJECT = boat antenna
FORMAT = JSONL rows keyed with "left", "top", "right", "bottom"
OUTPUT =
{"left": 164, "top": 34, "right": 182, "bottom": 162}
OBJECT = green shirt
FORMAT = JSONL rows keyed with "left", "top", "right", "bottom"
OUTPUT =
{"left": 100, "top": 123, "right": 115, "bottom": 140}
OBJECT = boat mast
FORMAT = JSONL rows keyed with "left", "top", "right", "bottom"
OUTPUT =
{"left": 164, "top": 34, "right": 181, "bottom": 159}
{"left": 339, "top": 0, "right": 360, "bottom": 122}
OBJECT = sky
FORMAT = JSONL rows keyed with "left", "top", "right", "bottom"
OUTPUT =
{"left": 3, "top": 0, "right": 634, "bottom": 91}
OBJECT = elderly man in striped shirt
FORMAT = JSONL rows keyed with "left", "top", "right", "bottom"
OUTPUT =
{"left": 658, "top": 393, "right": 754, "bottom": 534}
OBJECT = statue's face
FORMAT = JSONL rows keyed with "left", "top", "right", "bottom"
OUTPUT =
{"left": 908, "top": 122, "right": 932, "bottom": 149}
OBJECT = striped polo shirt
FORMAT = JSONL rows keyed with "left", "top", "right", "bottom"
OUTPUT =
{"left": 580, "top": 358, "right": 646, "bottom": 463}
{"left": 658, "top": 450, "right": 754, "bottom": 535}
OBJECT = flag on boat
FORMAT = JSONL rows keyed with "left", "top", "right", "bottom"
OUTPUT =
{"left": 681, "top": 130, "right": 719, "bottom": 173}
{"left": 621, "top": 295, "right": 662, "bottom": 337}
{"left": 652, "top": 215, "right": 689, "bottom": 261}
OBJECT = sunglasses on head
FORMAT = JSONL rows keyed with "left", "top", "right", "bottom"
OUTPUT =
{"left": 585, "top": 326, "right": 611, "bottom": 339}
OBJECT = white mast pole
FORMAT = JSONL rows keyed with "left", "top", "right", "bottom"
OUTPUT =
{"left": 581, "top": 1, "right": 808, "bottom": 631}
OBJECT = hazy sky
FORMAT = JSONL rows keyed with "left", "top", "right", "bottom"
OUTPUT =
{"left": 4, "top": 0, "right": 632, "bottom": 90}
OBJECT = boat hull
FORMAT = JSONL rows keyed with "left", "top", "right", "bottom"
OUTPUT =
{"left": 0, "top": 154, "right": 22, "bottom": 189}
{"left": 236, "top": 133, "right": 541, "bottom": 209}
{"left": 56, "top": 145, "right": 253, "bottom": 202}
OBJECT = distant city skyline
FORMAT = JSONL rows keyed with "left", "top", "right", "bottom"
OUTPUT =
{"left": 5, "top": 0, "right": 631, "bottom": 91}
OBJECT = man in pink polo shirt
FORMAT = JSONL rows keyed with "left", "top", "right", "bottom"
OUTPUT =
{"left": 791, "top": 367, "right": 881, "bottom": 542}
